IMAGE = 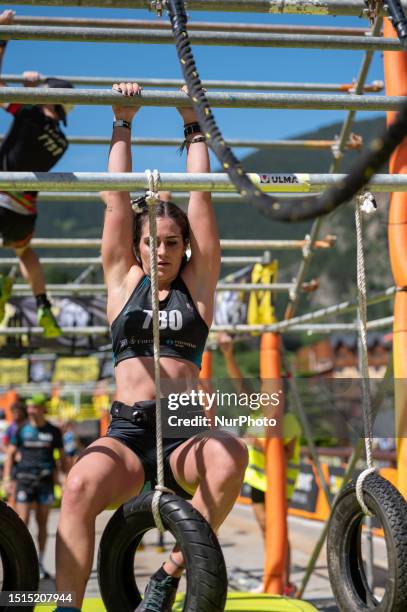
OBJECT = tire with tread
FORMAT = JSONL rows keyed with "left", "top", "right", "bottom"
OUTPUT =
{"left": 0, "top": 500, "right": 39, "bottom": 612}
{"left": 97, "top": 491, "right": 227, "bottom": 612}
{"left": 327, "top": 472, "right": 407, "bottom": 611}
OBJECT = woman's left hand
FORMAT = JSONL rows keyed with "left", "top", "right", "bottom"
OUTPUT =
{"left": 112, "top": 82, "right": 142, "bottom": 123}
{"left": 177, "top": 85, "right": 200, "bottom": 125}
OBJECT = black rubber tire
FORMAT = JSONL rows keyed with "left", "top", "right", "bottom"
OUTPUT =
{"left": 327, "top": 472, "right": 407, "bottom": 611}
{"left": 0, "top": 500, "right": 39, "bottom": 612}
{"left": 97, "top": 491, "right": 227, "bottom": 612}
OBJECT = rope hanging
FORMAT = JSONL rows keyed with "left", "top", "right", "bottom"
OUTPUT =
{"left": 354, "top": 195, "right": 377, "bottom": 516}
{"left": 145, "top": 168, "right": 174, "bottom": 533}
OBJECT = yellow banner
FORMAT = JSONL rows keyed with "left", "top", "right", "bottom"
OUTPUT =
{"left": 53, "top": 357, "right": 100, "bottom": 383}
{"left": 0, "top": 359, "right": 28, "bottom": 385}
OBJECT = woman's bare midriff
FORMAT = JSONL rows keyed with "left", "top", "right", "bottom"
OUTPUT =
{"left": 114, "top": 355, "right": 200, "bottom": 405}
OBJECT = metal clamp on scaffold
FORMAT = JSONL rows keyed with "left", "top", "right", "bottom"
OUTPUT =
{"left": 363, "top": 0, "right": 381, "bottom": 24}
{"left": 149, "top": 0, "right": 167, "bottom": 16}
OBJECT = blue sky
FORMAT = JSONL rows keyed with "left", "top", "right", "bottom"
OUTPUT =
{"left": 0, "top": 4, "right": 386, "bottom": 173}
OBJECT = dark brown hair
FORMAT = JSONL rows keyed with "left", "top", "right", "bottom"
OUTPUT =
{"left": 133, "top": 199, "right": 190, "bottom": 269}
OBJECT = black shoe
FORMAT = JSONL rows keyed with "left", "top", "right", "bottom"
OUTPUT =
{"left": 135, "top": 574, "right": 179, "bottom": 611}
{"left": 39, "top": 562, "right": 51, "bottom": 580}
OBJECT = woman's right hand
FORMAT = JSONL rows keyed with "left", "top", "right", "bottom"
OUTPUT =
{"left": 0, "top": 9, "right": 15, "bottom": 25}
{"left": 112, "top": 82, "right": 142, "bottom": 123}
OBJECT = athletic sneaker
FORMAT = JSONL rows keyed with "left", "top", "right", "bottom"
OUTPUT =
{"left": 0, "top": 276, "right": 14, "bottom": 322}
{"left": 37, "top": 306, "right": 61, "bottom": 339}
{"left": 135, "top": 575, "right": 179, "bottom": 611}
{"left": 283, "top": 582, "right": 297, "bottom": 597}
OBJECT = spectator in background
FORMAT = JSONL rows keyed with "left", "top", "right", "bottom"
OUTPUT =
{"left": 0, "top": 408, "right": 9, "bottom": 478}
{"left": 61, "top": 420, "right": 81, "bottom": 470}
{"left": 0, "top": 8, "right": 74, "bottom": 338}
{"left": 3, "top": 393, "right": 68, "bottom": 579}
{"left": 3, "top": 399, "right": 27, "bottom": 509}
{"left": 217, "top": 332, "right": 302, "bottom": 595}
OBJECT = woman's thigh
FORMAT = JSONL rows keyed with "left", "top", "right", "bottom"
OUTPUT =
{"left": 64, "top": 436, "right": 146, "bottom": 513}
{"left": 169, "top": 431, "right": 247, "bottom": 495}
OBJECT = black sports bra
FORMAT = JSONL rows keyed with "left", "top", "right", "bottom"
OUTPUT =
{"left": 111, "top": 275, "right": 209, "bottom": 368}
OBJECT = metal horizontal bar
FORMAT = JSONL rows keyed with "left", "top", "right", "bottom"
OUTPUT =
{"left": 1, "top": 74, "right": 383, "bottom": 94}
{"left": 13, "top": 16, "right": 374, "bottom": 36}
{"left": 0, "top": 255, "right": 264, "bottom": 266}
{"left": 263, "top": 287, "right": 396, "bottom": 332}
{"left": 23, "top": 135, "right": 361, "bottom": 150}
{"left": 29, "top": 239, "right": 101, "bottom": 249}
{"left": 0, "top": 326, "right": 109, "bottom": 336}
{"left": 366, "top": 316, "right": 393, "bottom": 330}
{"left": 0, "top": 319, "right": 392, "bottom": 336}
{"left": 11, "top": 282, "right": 301, "bottom": 294}
{"left": 20, "top": 238, "right": 334, "bottom": 251}
{"left": 0, "top": 87, "right": 401, "bottom": 111}
{"left": 0, "top": 172, "right": 406, "bottom": 192}
{"left": 5, "top": 0, "right": 406, "bottom": 17}
{"left": 0, "top": 26, "right": 400, "bottom": 52}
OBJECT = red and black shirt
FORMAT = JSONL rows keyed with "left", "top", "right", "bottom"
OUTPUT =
{"left": 0, "top": 104, "right": 68, "bottom": 214}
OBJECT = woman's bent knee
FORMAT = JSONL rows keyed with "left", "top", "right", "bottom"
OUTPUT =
{"left": 61, "top": 473, "right": 101, "bottom": 517}
{"left": 204, "top": 434, "right": 248, "bottom": 481}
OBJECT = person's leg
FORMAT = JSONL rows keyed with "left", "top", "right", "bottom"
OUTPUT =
{"left": 6, "top": 479, "right": 17, "bottom": 511}
{"left": 35, "top": 502, "right": 52, "bottom": 578}
{"left": 252, "top": 502, "right": 266, "bottom": 538}
{"left": 16, "top": 245, "right": 46, "bottom": 296}
{"left": 35, "top": 503, "right": 50, "bottom": 556}
{"left": 166, "top": 431, "right": 248, "bottom": 575}
{"left": 15, "top": 502, "right": 31, "bottom": 525}
{"left": 15, "top": 245, "right": 61, "bottom": 337}
{"left": 0, "top": 274, "right": 14, "bottom": 321}
{"left": 56, "top": 436, "right": 145, "bottom": 609}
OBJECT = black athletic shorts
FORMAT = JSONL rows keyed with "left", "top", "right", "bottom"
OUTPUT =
{"left": 250, "top": 486, "right": 265, "bottom": 504}
{"left": 15, "top": 473, "right": 54, "bottom": 505}
{"left": 106, "top": 400, "right": 193, "bottom": 500}
{"left": 0, "top": 206, "right": 37, "bottom": 247}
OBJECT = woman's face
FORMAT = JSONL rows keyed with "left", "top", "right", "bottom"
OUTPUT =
{"left": 139, "top": 216, "right": 186, "bottom": 281}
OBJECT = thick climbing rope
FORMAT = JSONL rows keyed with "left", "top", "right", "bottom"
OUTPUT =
{"left": 167, "top": 0, "right": 407, "bottom": 222}
{"left": 145, "top": 168, "right": 174, "bottom": 532}
{"left": 354, "top": 195, "right": 377, "bottom": 516}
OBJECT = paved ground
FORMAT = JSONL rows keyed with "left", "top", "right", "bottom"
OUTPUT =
{"left": 26, "top": 502, "right": 387, "bottom": 611}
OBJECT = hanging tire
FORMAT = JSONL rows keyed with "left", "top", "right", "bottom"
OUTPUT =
{"left": 327, "top": 472, "right": 407, "bottom": 611}
{"left": 0, "top": 500, "right": 39, "bottom": 612}
{"left": 97, "top": 491, "right": 227, "bottom": 612}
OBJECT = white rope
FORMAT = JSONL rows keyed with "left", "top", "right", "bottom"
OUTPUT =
{"left": 354, "top": 196, "right": 377, "bottom": 516}
{"left": 145, "top": 168, "right": 173, "bottom": 533}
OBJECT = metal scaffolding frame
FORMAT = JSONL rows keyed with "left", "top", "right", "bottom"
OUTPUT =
{"left": 8, "top": 281, "right": 317, "bottom": 294}
{"left": 11, "top": 16, "right": 374, "bottom": 36}
{"left": 0, "top": 255, "right": 266, "bottom": 267}
{"left": 0, "top": 134, "right": 364, "bottom": 150}
{"left": 0, "top": 25, "right": 401, "bottom": 52}
{"left": 0, "top": 317, "right": 393, "bottom": 336}
{"left": 0, "top": 172, "right": 404, "bottom": 192}
{"left": 0, "top": 87, "right": 401, "bottom": 111}
{"left": 6, "top": 237, "right": 334, "bottom": 250}
{"left": 1, "top": 74, "right": 383, "bottom": 93}
{"left": 4, "top": 0, "right": 406, "bottom": 17}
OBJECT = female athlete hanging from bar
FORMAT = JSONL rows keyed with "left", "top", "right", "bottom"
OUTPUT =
{"left": 53, "top": 82, "right": 248, "bottom": 612}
